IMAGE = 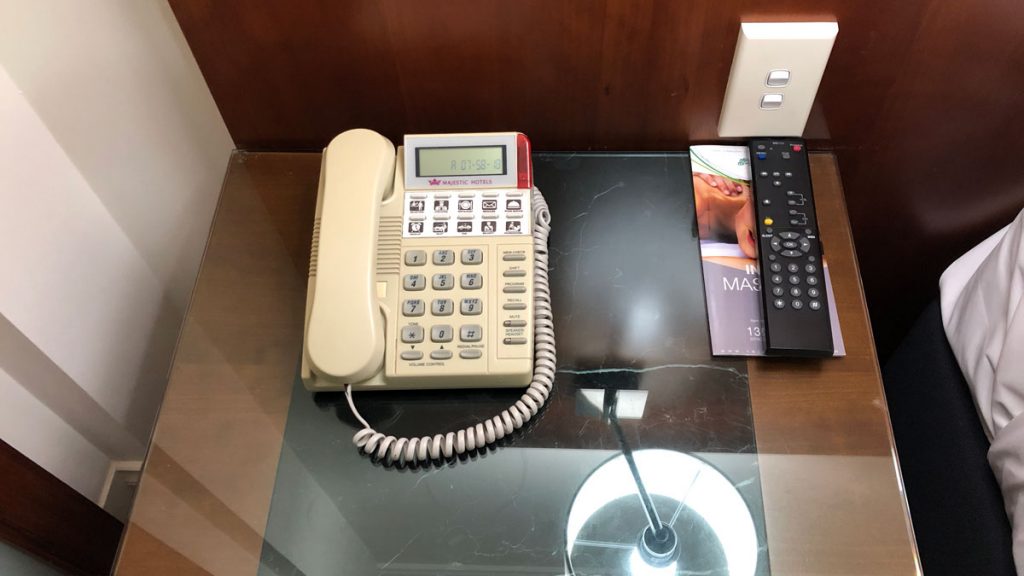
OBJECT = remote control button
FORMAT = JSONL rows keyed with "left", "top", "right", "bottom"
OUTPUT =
{"left": 503, "top": 303, "right": 527, "bottom": 310}
{"left": 759, "top": 170, "right": 768, "bottom": 177}
{"left": 432, "top": 273, "right": 454, "bottom": 290}
{"left": 403, "top": 274, "right": 425, "bottom": 291}
{"left": 781, "top": 151, "right": 791, "bottom": 159}
{"left": 431, "top": 325, "right": 453, "bottom": 343}
{"left": 433, "top": 250, "right": 455, "bottom": 265}
{"left": 781, "top": 240, "right": 799, "bottom": 249}
{"left": 768, "top": 254, "right": 777, "bottom": 261}
{"left": 460, "top": 298, "right": 482, "bottom": 315}
{"left": 772, "top": 286, "right": 785, "bottom": 297}
{"left": 503, "top": 337, "right": 528, "bottom": 345}
{"left": 766, "top": 227, "right": 773, "bottom": 234}
{"left": 807, "top": 276, "right": 819, "bottom": 286}
{"left": 770, "top": 262, "right": 782, "bottom": 272}
{"left": 772, "top": 180, "right": 782, "bottom": 187}
{"left": 773, "top": 298, "right": 785, "bottom": 309}
{"left": 401, "top": 325, "right": 424, "bottom": 343}
{"left": 404, "top": 250, "right": 427, "bottom": 266}
{"left": 770, "top": 237, "right": 782, "bottom": 252}
{"left": 771, "top": 274, "right": 783, "bottom": 284}
{"left": 799, "top": 238, "right": 811, "bottom": 252}
{"left": 805, "top": 264, "right": 817, "bottom": 274}
{"left": 757, "top": 144, "right": 766, "bottom": 151}
{"left": 432, "top": 298, "right": 454, "bottom": 316}
{"left": 461, "top": 273, "right": 483, "bottom": 289}
{"left": 791, "top": 299, "right": 803, "bottom": 309}
{"left": 787, "top": 263, "right": 799, "bottom": 273}
{"left": 787, "top": 190, "right": 797, "bottom": 196}
{"left": 808, "top": 287, "right": 821, "bottom": 298}
{"left": 778, "top": 232, "right": 800, "bottom": 240}
{"left": 756, "top": 152, "right": 767, "bottom": 160}
{"left": 400, "top": 350, "right": 423, "bottom": 361}
{"left": 460, "top": 324, "right": 483, "bottom": 342}
{"left": 792, "top": 144, "right": 803, "bottom": 152}
{"left": 503, "top": 269, "right": 527, "bottom": 277}
{"left": 785, "top": 171, "right": 793, "bottom": 178}
{"left": 431, "top": 350, "right": 453, "bottom": 360}
{"left": 808, "top": 256, "right": 817, "bottom": 262}
{"left": 772, "top": 171, "right": 781, "bottom": 177}
{"left": 503, "top": 253, "right": 526, "bottom": 261}
{"left": 503, "top": 319, "right": 527, "bottom": 327}
{"left": 403, "top": 299, "right": 425, "bottom": 316}
{"left": 762, "top": 199, "right": 771, "bottom": 206}
{"left": 460, "top": 349, "right": 483, "bottom": 359}
{"left": 809, "top": 300, "right": 822, "bottom": 311}
{"left": 461, "top": 249, "right": 483, "bottom": 265}
{"left": 789, "top": 275, "right": 801, "bottom": 285}
{"left": 791, "top": 287, "right": 802, "bottom": 297}
{"left": 781, "top": 249, "right": 801, "bottom": 257}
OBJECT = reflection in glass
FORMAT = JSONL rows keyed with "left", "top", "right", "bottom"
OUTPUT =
{"left": 566, "top": 449, "right": 757, "bottom": 576}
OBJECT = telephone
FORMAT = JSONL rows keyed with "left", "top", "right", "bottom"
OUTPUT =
{"left": 301, "top": 129, "right": 555, "bottom": 464}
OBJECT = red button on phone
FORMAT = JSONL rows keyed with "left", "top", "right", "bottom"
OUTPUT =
{"left": 792, "top": 144, "right": 803, "bottom": 152}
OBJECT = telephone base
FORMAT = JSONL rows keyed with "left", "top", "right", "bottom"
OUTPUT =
{"left": 301, "top": 368, "right": 532, "bottom": 392}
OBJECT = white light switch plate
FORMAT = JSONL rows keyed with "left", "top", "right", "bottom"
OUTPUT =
{"left": 718, "top": 22, "right": 838, "bottom": 137}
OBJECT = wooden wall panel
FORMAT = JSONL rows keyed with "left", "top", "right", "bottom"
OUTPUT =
{"left": 169, "top": 0, "right": 1024, "bottom": 355}
{"left": 0, "top": 440, "right": 123, "bottom": 576}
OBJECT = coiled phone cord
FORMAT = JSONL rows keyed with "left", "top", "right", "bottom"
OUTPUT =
{"left": 345, "top": 186, "right": 556, "bottom": 465}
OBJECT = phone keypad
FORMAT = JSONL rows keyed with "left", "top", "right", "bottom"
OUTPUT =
{"left": 398, "top": 244, "right": 530, "bottom": 369}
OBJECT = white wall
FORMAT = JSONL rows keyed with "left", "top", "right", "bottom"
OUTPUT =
{"left": 0, "top": 1, "right": 233, "bottom": 502}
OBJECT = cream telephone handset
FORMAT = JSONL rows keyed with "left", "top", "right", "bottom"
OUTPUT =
{"left": 302, "top": 129, "right": 555, "bottom": 464}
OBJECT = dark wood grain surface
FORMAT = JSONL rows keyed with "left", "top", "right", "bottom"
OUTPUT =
{"left": 0, "top": 440, "right": 123, "bottom": 576}
{"left": 168, "top": 0, "right": 1024, "bottom": 356}
{"left": 115, "top": 152, "right": 918, "bottom": 574}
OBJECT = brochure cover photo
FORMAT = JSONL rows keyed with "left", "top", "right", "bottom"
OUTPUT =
{"left": 690, "top": 145, "right": 846, "bottom": 356}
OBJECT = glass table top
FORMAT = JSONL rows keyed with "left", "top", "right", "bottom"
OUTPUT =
{"left": 114, "top": 152, "right": 920, "bottom": 576}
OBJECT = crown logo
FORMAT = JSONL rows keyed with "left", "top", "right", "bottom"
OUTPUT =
{"left": 428, "top": 178, "right": 441, "bottom": 186}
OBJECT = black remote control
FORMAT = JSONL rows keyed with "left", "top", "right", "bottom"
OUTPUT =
{"left": 749, "top": 138, "right": 833, "bottom": 357}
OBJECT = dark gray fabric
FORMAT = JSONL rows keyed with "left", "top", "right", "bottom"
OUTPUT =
{"left": 883, "top": 299, "right": 1015, "bottom": 576}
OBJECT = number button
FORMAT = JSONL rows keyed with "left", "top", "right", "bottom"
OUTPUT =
{"left": 403, "top": 274, "right": 425, "bottom": 291}
{"left": 404, "top": 250, "right": 426, "bottom": 266}
{"left": 431, "top": 325, "right": 453, "bottom": 343}
{"left": 461, "top": 248, "right": 483, "bottom": 265}
{"left": 433, "top": 250, "right": 454, "bottom": 265}
{"left": 432, "top": 298, "right": 454, "bottom": 316}
{"left": 807, "top": 287, "right": 821, "bottom": 298}
{"left": 461, "top": 298, "right": 482, "bottom": 315}
{"left": 806, "top": 276, "right": 819, "bottom": 286}
{"left": 809, "top": 300, "right": 822, "bottom": 311}
{"left": 433, "top": 273, "right": 454, "bottom": 290}
{"left": 402, "top": 299, "right": 425, "bottom": 316}
{"left": 401, "top": 325, "right": 424, "bottom": 343}
{"left": 460, "top": 324, "right": 483, "bottom": 342}
{"left": 461, "top": 273, "right": 483, "bottom": 289}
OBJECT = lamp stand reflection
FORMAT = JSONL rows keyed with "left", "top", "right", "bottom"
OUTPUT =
{"left": 566, "top": 389, "right": 758, "bottom": 576}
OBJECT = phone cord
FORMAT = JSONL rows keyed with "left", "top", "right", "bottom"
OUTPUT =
{"left": 344, "top": 186, "right": 556, "bottom": 465}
